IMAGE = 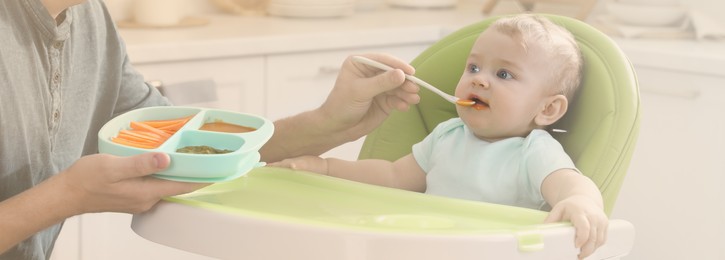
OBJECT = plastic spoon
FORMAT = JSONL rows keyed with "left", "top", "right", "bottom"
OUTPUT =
{"left": 351, "top": 56, "right": 475, "bottom": 107}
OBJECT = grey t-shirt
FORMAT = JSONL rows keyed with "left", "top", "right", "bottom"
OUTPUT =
{"left": 0, "top": 0, "right": 169, "bottom": 259}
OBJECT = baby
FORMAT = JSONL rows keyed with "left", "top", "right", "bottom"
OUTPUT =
{"left": 270, "top": 14, "right": 607, "bottom": 259}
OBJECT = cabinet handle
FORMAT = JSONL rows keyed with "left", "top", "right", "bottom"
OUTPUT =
{"left": 640, "top": 85, "right": 700, "bottom": 100}
{"left": 318, "top": 66, "right": 341, "bottom": 75}
{"left": 285, "top": 66, "right": 341, "bottom": 81}
{"left": 147, "top": 80, "right": 165, "bottom": 95}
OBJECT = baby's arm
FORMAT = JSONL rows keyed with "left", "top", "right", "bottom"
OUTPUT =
{"left": 269, "top": 154, "right": 426, "bottom": 192}
{"left": 541, "top": 169, "right": 608, "bottom": 260}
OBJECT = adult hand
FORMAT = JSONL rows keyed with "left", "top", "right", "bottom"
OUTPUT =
{"left": 59, "top": 152, "right": 207, "bottom": 215}
{"left": 319, "top": 53, "right": 420, "bottom": 142}
{"left": 0, "top": 152, "right": 207, "bottom": 253}
{"left": 261, "top": 53, "right": 420, "bottom": 162}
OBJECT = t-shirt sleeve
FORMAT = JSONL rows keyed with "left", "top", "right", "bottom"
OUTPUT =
{"left": 113, "top": 51, "right": 171, "bottom": 118}
{"left": 411, "top": 118, "right": 462, "bottom": 174}
{"left": 523, "top": 132, "right": 578, "bottom": 205}
{"left": 411, "top": 127, "right": 436, "bottom": 173}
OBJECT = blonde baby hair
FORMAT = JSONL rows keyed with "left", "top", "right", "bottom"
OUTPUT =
{"left": 491, "top": 14, "right": 583, "bottom": 100}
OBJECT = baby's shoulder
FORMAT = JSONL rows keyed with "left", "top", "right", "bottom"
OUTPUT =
{"left": 523, "top": 129, "right": 565, "bottom": 151}
{"left": 430, "top": 118, "right": 466, "bottom": 137}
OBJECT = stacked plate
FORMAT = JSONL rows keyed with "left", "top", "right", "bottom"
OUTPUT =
{"left": 387, "top": 0, "right": 457, "bottom": 8}
{"left": 268, "top": 0, "right": 355, "bottom": 18}
{"left": 595, "top": 0, "right": 691, "bottom": 39}
{"left": 606, "top": 0, "right": 687, "bottom": 27}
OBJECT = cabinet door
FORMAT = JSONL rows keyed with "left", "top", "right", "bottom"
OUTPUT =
{"left": 134, "top": 56, "right": 265, "bottom": 116}
{"left": 611, "top": 67, "right": 725, "bottom": 259}
{"left": 49, "top": 216, "right": 80, "bottom": 260}
{"left": 266, "top": 45, "right": 430, "bottom": 160}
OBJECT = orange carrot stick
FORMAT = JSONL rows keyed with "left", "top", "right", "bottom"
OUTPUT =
{"left": 111, "top": 137, "right": 159, "bottom": 149}
{"left": 142, "top": 115, "right": 194, "bottom": 128}
{"left": 113, "top": 115, "right": 195, "bottom": 149}
{"left": 117, "top": 133, "right": 153, "bottom": 144}
{"left": 157, "top": 120, "right": 187, "bottom": 131}
{"left": 118, "top": 130, "right": 163, "bottom": 143}
{"left": 130, "top": 121, "right": 171, "bottom": 139}
{"left": 131, "top": 130, "right": 164, "bottom": 140}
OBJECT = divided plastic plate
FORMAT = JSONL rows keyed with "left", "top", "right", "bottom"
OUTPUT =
{"left": 98, "top": 106, "right": 274, "bottom": 182}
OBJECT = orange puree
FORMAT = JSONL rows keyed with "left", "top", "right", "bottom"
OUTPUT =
{"left": 199, "top": 121, "right": 256, "bottom": 133}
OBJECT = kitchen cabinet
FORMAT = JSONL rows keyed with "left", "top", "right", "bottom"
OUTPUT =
{"left": 611, "top": 67, "right": 725, "bottom": 259}
{"left": 134, "top": 56, "right": 266, "bottom": 115}
{"left": 266, "top": 45, "right": 429, "bottom": 160}
{"left": 49, "top": 216, "right": 80, "bottom": 260}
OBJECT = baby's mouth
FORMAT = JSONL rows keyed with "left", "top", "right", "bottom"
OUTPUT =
{"left": 469, "top": 96, "right": 490, "bottom": 110}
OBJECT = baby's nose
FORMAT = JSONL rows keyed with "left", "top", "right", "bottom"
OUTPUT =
{"left": 472, "top": 78, "right": 490, "bottom": 89}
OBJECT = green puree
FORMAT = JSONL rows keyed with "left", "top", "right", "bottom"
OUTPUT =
{"left": 176, "top": 145, "right": 233, "bottom": 154}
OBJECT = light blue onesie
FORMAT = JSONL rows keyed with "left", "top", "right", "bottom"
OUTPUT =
{"left": 412, "top": 118, "right": 578, "bottom": 210}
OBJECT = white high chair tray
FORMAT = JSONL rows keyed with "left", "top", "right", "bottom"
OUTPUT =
{"left": 132, "top": 168, "right": 634, "bottom": 259}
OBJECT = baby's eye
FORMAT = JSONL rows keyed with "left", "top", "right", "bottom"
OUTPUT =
{"left": 468, "top": 64, "right": 480, "bottom": 73}
{"left": 496, "top": 69, "right": 513, "bottom": 80}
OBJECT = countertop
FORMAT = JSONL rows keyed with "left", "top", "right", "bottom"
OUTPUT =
{"left": 119, "top": 3, "right": 485, "bottom": 63}
{"left": 614, "top": 39, "right": 725, "bottom": 77}
{"left": 118, "top": 3, "right": 725, "bottom": 77}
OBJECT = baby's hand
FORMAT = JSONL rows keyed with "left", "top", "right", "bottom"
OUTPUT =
{"left": 544, "top": 195, "right": 608, "bottom": 259}
{"left": 267, "top": 156, "right": 329, "bottom": 175}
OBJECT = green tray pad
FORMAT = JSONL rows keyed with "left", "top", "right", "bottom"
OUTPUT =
{"left": 166, "top": 167, "right": 568, "bottom": 236}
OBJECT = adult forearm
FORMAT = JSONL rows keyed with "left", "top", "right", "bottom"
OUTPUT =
{"left": 260, "top": 109, "right": 352, "bottom": 163}
{"left": 0, "top": 175, "right": 76, "bottom": 253}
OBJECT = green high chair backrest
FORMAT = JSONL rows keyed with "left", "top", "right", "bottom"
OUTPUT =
{"left": 358, "top": 15, "right": 641, "bottom": 215}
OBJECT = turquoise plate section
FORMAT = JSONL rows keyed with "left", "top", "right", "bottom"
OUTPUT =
{"left": 154, "top": 153, "right": 264, "bottom": 183}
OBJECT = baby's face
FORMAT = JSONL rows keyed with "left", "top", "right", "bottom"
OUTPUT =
{"left": 454, "top": 28, "right": 556, "bottom": 141}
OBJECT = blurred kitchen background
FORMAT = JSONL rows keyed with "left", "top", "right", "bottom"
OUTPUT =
{"left": 51, "top": 0, "right": 725, "bottom": 259}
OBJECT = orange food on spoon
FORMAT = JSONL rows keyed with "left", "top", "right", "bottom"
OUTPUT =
{"left": 456, "top": 99, "right": 475, "bottom": 106}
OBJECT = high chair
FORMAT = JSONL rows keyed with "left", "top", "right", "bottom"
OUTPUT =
{"left": 360, "top": 14, "right": 641, "bottom": 216}
{"left": 131, "top": 15, "right": 640, "bottom": 260}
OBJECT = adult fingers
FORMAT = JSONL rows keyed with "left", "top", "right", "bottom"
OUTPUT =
{"left": 383, "top": 90, "right": 421, "bottom": 112}
{"left": 355, "top": 69, "right": 408, "bottom": 100}
{"left": 139, "top": 177, "right": 209, "bottom": 199}
{"left": 356, "top": 53, "right": 415, "bottom": 75}
{"left": 393, "top": 81, "right": 421, "bottom": 102}
{"left": 106, "top": 152, "right": 171, "bottom": 181}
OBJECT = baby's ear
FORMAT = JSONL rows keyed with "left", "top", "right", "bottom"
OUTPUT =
{"left": 535, "top": 95, "right": 568, "bottom": 127}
